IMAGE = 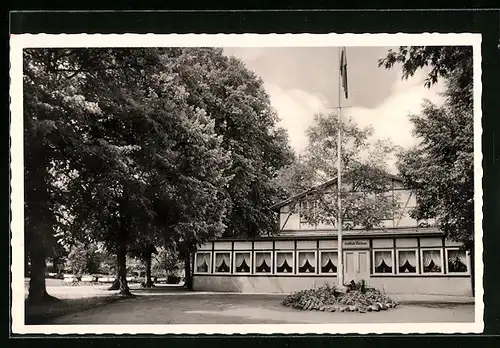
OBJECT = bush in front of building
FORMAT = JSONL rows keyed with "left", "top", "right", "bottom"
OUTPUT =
{"left": 282, "top": 280, "right": 399, "bottom": 313}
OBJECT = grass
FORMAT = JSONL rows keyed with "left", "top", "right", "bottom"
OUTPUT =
{"left": 24, "top": 295, "right": 133, "bottom": 325}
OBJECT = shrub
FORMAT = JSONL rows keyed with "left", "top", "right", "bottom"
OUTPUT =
{"left": 282, "top": 280, "right": 398, "bottom": 313}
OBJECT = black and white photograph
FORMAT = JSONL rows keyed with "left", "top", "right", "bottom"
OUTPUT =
{"left": 10, "top": 33, "right": 483, "bottom": 334}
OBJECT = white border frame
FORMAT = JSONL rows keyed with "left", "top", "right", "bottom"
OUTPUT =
{"left": 395, "top": 248, "right": 420, "bottom": 275}
{"left": 296, "top": 250, "right": 317, "bottom": 275}
{"left": 10, "top": 33, "right": 483, "bottom": 334}
{"left": 274, "top": 250, "right": 295, "bottom": 274}
{"left": 194, "top": 251, "right": 212, "bottom": 275}
{"left": 445, "top": 248, "right": 471, "bottom": 275}
{"left": 213, "top": 251, "right": 232, "bottom": 274}
{"left": 372, "top": 249, "right": 395, "bottom": 275}
{"left": 319, "top": 250, "right": 339, "bottom": 275}
{"left": 420, "top": 248, "right": 445, "bottom": 275}
{"left": 233, "top": 250, "right": 252, "bottom": 274}
{"left": 253, "top": 250, "right": 273, "bottom": 274}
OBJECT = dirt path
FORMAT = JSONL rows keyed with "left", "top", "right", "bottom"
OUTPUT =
{"left": 47, "top": 293, "right": 474, "bottom": 325}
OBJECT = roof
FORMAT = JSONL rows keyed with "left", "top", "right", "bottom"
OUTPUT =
{"left": 209, "top": 227, "right": 442, "bottom": 242}
{"left": 270, "top": 173, "right": 403, "bottom": 211}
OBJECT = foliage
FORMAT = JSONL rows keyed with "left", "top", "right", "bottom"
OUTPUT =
{"left": 395, "top": 69, "right": 474, "bottom": 250}
{"left": 378, "top": 46, "right": 474, "bottom": 250}
{"left": 23, "top": 47, "right": 291, "bottom": 299}
{"left": 152, "top": 247, "right": 183, "bottom": 277}
{"left": 173, "top": 48, "right": 294, "bottom": 238}
{"left": 274, "top": 115, "right": 401, "bottom": 230}
{"left": 378, "top": 46, "right": 473, "bottom": 88}
{"left": 282, "top": 281, "right": 398, "bottom": 313}
{"left": 23, "top": 48, "right": 234, "bottom": 297}
{"left": 64, "top": 241, "right": 102, "bottom": 275}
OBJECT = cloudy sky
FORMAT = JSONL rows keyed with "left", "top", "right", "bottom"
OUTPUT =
{"left": 223, "top": 47, "right": 444, "bottom": 171}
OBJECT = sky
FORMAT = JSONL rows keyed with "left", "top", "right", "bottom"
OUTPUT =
{"left": 223, "top": 47, "right": 445, "bottom": 172}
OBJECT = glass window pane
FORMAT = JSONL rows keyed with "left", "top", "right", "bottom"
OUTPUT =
{"left": 374, "top": 250, "right": 393, "bottom": 273}
{"left": 298, "top": 252, "right": 315, "bottom": 273}
{"left": 234, "top": 252, "right": 251, "bottom": 273}
{"left": 422, "top": 249, "right": 442, "bottom": 273}
{"left": 398, "top": 250, "right": 417, "bottom": 273}
{"left": 215, "top": 252, "right": 230, "bottom": 273}
{"left": 447, "top": 249, "right": 468, "bottom": 273}
{"left": 321, "top": 252, "right": 338, "bottom": 273}
{"left": 276, "top": 252, "right": 293, "bottom": 273}
{"left": 196, "top": 252, "right": 211, "bottom": 273}
{"left": 255, "top": 252, "right": 272, "bottom": 273}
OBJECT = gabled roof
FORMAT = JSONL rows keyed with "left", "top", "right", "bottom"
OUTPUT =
{"left": 270, "top": 173, "right": 402, "bottom": 212}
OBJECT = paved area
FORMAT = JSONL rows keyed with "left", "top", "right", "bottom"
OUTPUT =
{"left": 25, "top": 280, "right": 474, "bottom": 325}
{"left": 46, "top": 289, "right": 474, "bottom": 325}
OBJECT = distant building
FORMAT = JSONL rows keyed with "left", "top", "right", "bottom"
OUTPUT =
{"left": 192, "top": 176, "right": 472, "bottom": 296}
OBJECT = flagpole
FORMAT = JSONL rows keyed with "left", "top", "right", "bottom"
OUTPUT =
{"left": 337, "top": 47, "right": 344, "bottom": 287}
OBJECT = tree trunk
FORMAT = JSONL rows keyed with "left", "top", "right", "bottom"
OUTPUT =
{"left": 52, "top": 257, "right": 58, "bottom": 274}
{"left": 143, "top": 250, "right": 154, "bottom": 288}
{"left": 27, "top": 242, "right": 56, "bottom": 304}
{"left": 470, "top": 248, "right": 475, "bottom": 297}
{"left": 116, "top": 236, "right": 131, "bottom": 296}
{"left": 184, "top": 254, "right": 193, "bottom": 290}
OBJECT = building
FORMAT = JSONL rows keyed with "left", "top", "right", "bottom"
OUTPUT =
{"left": 192, "top": 176, "right": 472, "bottom": 296}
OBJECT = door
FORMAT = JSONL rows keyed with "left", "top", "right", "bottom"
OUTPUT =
{"left": 344, "top": 250, "right": 370, "bottom": 283}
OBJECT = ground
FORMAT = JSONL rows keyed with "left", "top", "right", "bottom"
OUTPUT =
{"left": 24, "top": 279, "right": 474, "bottom": 325}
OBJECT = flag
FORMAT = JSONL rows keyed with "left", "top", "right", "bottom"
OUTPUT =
{"left": 340, "top": 47, "right": 348, "bottom": 99}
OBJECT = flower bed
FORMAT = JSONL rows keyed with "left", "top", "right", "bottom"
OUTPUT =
{"left": 282, "top": 280, "right": 399, "bottom": 313}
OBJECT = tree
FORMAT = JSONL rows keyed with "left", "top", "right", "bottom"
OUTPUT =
{"left": 379, "top": 45, "right": 474, "bottom": 249}
{"left": 380, "top": 46, "right": 475, "bottom": 293}
{"left": 152, "top": 247, "right": 183, "bottom": 277}
{"left": 64, "top": 241, "right": 101, "bottom": 275}
{"left": 24, "top": 48, "right": 235, "bottom": 297}
{"left": 24, "top": 49, "right": 79, "bottom": 303}
{"left": 173, "top": 48, "right": 294, "bottom": 239}
{"left": 129, "top": 243, "right": 157, "bottom": 287}
{"left": 395, "top": 71, "right": 473, "bottom": 250}
{"left": 152, "top": 48, "right": 293, "bottom": 287}
{"left": 275, "top": 114, "right": 401, "bottom": 231}
{"left": 378, "top": 46, "right": 472, "bottom": 90}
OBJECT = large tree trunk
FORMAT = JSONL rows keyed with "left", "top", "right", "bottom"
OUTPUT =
{"left": 116, "top": 235, "right": 131, "bottom": 296}
{"left": 27, "top": 240, "right": 56, "bottom": 304}
{"left": 184, "top": 254, "right": 193, "bottom": 290}
{"left": 470, "top": 248, "right": 475, "bottom": 297}
{"left": 143, "top": 250, "right": 154, "bottom": 288}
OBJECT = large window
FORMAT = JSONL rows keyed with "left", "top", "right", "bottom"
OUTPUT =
{"left": 254, "top": 251, "right": 272, "bottom": 273}
{"left": 421, "top": 249, "right": 443, "bottom": 274}
{"left": 214, "top": 252, "right": 231, "bottom": 273}
{"left": 320, "top": 251, "right": 338, "bottom": 274}
{"left": 446, "top": 248, "right": 468, "bottom": 274}
{"left": 373, "top": 250, "right": 393, "bottom": 274}
{"left": 397, "top": 249, "right": 418, "bottom": 274}
{"left": 195, "top": 252, "right": 211, "bottom": 273}
{"left": 275, "top": 251, "right": 294, "bottom": 274}
{"left": 297, "top": 251, "right": 316, "bottom": 274}
{"left": 234, "top": 251, "right": 252, "bottom": 273}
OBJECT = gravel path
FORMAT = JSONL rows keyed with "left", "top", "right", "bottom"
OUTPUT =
{"left": 47, "top": 292, "right": 474, "bottom": 325}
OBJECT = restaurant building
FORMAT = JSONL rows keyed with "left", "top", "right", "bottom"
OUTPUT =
{"left": 192, "top": 177, "right": 472, "bottom": 296}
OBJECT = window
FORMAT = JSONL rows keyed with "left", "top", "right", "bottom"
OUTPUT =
{"left": 446, "top": 249, "right": 468, "bottom": 274}
{"left": 373, "top": 250, "right": 393, "bottom": 274}
{"left": 297, "top": 251, "right": 316, "bottom": 273}
{"left": 320, "top": 251, "right": 338, "bottom": 274}
{"left": 397, "top": 249, "right": 418, "bottom": 274}
{"left": 234, "top": 251, "right": 251, "bottom": 273}
{"left": 214, "top": 252, "right": 231, "bottom": 273}
{"left": 275, "top": 251, "right": 294, "bottom": 274}
{"left": 421, "top": 249, "right": 443, "bottom": 273}
{"left": 195, "top": 252, "right": 211, "bottom": 273}
{"left": 254, "top": 251, "right": 272, "bottom": 273}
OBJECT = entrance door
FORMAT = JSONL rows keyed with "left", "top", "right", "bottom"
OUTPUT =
{"left": 344, "top": 250, "right": 370, "bottom": 283}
